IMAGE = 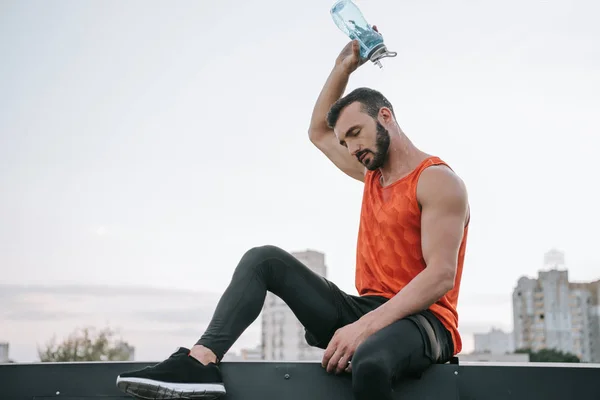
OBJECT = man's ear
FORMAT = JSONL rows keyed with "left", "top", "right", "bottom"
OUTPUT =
{"left": 378, "top": 107, "right": 394, "bottom": 123}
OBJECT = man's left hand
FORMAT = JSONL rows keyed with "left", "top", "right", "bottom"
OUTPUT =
{"left": 321, "top": 318, "right": 375, "bottom": 374}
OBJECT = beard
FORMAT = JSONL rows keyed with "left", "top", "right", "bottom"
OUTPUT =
{"left": 360, "top": 121, "right": 390, "bottom": 170}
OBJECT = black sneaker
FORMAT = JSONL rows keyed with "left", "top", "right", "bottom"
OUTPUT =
{"left": 116, "top": 347, "right": 226, "bottom": 399}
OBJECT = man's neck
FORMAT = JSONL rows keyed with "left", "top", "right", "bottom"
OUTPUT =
{"left": 378, "top": 137, "right": 429, "bottom": 187}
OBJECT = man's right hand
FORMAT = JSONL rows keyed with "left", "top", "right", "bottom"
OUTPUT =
{"left": 335, "top": 25, "right": 380, "bottom": 74}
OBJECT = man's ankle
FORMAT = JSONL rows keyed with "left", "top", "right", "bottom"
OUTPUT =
{"left": 189, "top": 345, "right": 218, "bottom": 365}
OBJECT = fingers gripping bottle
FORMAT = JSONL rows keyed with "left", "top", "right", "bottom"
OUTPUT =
{"left": 330, "top": 0, "right": 397, "bottom": 68}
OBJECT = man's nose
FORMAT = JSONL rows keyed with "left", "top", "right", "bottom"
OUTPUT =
{"left": 349, "top": 144, "right": 361, "bottom": 156}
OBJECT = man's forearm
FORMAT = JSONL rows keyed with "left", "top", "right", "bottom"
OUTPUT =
{"left": 308, "top": 65, "right": 350, "bottom": 136}
{"left": 361, "top": 265, "right": 455, "bottom": 333}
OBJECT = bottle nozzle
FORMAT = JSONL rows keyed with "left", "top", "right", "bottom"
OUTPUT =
{"left": 369, "top": 47, "right": 398, "bottom": 68}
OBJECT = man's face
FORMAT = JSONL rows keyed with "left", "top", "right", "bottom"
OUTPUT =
{"left": 334, "top": 102, "right": 391, "bottom": 170}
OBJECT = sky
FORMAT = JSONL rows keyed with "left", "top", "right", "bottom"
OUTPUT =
{"left": 1, "top": 0, "right": 599, "bottom": 362}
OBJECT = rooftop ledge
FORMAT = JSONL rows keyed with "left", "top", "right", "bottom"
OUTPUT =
{"left": 2, "top": 360, "right": 599, "bottom": 400}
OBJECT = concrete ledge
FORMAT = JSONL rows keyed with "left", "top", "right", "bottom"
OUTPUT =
{"left": 457, "top": 361, "right": 600, "bottom": 400}
{"left": 1, "top": 360, "right": 598, "bottom": 399}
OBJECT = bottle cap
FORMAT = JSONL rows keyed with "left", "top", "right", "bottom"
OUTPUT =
{"left": 368, "top": 45, "right": 398, "bottom": 68}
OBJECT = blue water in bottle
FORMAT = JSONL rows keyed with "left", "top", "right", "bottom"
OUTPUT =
{"left": 330, "top": 0, "right": 397, "bottom": 68}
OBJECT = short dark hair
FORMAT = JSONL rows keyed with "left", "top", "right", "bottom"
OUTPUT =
{"left": 326, "top": 87, "right": 395, "bottom": 129}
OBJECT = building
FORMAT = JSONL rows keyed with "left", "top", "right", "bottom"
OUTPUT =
{"left": 512, "top": 249, "right": 600, "bottom": 362}
{"left": 473, "top": 328, "right": 514, "bottom": 354}
{"left": 261, "top": 250, "right": 327, "bottom": 361}
{"left": 570, "top": 280, "right": 600, "bottom": 362}
{"left": 240, "top": 346, "right": 263, "bottom": 361}
{"left": 0, "top": 343, "right": 9, "bottom": 363}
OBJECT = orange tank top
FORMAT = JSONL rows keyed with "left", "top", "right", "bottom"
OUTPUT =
{"left": 355, "top": 156, "right": 468, "bottom": 355}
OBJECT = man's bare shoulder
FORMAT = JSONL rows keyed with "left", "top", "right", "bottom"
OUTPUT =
{"left": 416, "top": 164, "right": 469, "bottom": 219}
{"left": 419, "top": 164, "right": 467, "bottom": 193}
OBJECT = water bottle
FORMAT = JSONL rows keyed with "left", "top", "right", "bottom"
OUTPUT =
{"left": 330, "top": 0, "right": 397, "bottom": 68}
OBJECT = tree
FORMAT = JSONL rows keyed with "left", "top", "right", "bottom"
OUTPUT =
{"left": 515, "top": 347, "right": 580, "bottom": 363}
{"left": 38, "top": 326, "right": 134, "bottom": 362}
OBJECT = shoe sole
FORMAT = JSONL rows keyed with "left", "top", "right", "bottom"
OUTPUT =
{"left": 116, "top": 376, "right": 226, "bottom": 399}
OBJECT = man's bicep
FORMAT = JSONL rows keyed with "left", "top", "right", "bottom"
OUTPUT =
{"left": 421, "top": 203, "right": 466, "bottom": 268}
{"left": 418, "top": 167, "right": 469, "bottom": 279}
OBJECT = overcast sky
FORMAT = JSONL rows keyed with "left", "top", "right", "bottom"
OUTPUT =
{"left": 1, "top": 0, "right": 599, "bottom": 362}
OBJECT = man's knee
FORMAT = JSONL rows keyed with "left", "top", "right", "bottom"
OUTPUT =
{"left": 351, "top": 342, "right": 391, "bottom": 394}
{"left": 351, "top": 326, "right": 433, "bottom": 394}
{"left": 352, "top": 354, "right": 388, "bottom": 381}
{"left": 242, "top": 245, "right": 284, "bottom": 262}
{"left": 236, "top": 245, "right": 290, "bottom": 277}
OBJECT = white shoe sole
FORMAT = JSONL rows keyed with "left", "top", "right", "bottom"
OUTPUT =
{"left": 116, "top": 376, "right": 226, "bottom": 399}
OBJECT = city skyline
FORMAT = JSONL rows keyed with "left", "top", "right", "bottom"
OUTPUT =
{"left": 2, "top": 247, "right": 597, "bottom": 363}
{"left": 470, "top": 248, "right": 600, "bottom": 363}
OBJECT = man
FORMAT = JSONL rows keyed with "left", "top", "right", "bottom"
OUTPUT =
{"left": 116, "top": 34, "right": 469, "bottom": 400}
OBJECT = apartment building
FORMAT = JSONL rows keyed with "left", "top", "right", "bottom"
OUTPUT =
{"left": 261, "top": 250, "right": 328, "bottom": 361}
{"left": 512, "top": 249, "right": 600, "bottom": 362}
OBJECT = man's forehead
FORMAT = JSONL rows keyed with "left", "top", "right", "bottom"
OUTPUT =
{"left": 335, "top": 103, "right": 364, "bottom": 134}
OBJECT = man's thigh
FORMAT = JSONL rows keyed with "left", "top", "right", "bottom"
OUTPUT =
{"left": 303, "top": 283, "right": 387, "bottom": 349}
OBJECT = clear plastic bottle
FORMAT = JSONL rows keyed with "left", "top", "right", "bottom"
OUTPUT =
{"left": 330, "top": 0, "right": 397, "bottom": 68}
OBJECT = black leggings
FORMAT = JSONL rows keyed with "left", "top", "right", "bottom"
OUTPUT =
{"left": 197, "top": 245, "right": 454, "bottom": 400}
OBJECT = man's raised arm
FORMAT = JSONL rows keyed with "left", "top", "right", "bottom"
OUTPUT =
{"left": 308, "top": 40, "right": 367, "bottom": 182}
